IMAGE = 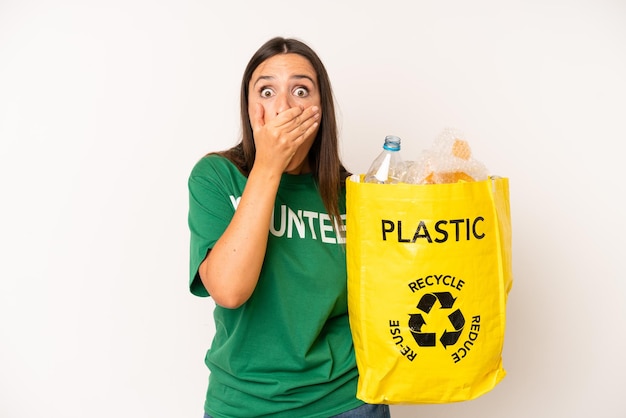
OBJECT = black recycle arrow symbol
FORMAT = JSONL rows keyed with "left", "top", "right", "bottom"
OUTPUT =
{"left": 408, "top": 313, "right": 436, "bottom": 347}
{"left": 416, "top": 292, "right": 456, "bottom": 313}
{"left": 409, "top": 292, "right": 465, "bottom": 348}
{"left": 440, "top": 308, "right": 465, "bottom": 348}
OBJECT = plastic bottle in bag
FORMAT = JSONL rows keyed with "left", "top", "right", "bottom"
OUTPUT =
{"left": 364, "top": 135, "right": 403, "bottom": 184}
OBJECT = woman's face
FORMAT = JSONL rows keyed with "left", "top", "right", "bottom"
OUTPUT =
{"left": 248, "top": 53, "right": 321, "bottom": 174}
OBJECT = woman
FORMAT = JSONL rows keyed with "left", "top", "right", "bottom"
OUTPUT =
{"left": 188, "top": 37, "right": 390, "bottom": 418}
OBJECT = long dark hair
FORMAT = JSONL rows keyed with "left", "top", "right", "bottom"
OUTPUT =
{"left": 220, "top": 37, "right": 350, "bottom": 228}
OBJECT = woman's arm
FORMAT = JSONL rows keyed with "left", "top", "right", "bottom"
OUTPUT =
{"left": 198, "top": 166, "right": 279, "bottom": 309}
{"left": 198, "top": 104, "right": 319, "bottom": 308}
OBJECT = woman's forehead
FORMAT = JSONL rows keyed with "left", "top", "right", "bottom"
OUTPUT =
{"left": 251, "top": 54, "right": 317, "bottom": 82}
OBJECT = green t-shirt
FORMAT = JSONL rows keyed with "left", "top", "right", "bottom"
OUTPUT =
{"left": 188, "top": 155, "right": 363, "bottom": 418}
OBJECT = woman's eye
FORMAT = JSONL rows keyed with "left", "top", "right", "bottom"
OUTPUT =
{"left": 294, "top": 87, "right": 309, "bottom": 97}
{"left": 260, "top": 88, "right": 274, "bottom": 97}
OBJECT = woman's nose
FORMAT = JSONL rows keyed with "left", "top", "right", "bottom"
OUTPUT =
{"left": 275, "top": 92, "right": 293, "bottom": 115}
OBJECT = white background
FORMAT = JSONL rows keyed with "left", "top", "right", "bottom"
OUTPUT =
{"left": 1, "top": 0, "right": 625, "bottom": 417}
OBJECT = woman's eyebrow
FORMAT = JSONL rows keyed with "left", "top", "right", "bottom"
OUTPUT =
{"left": 292, "top": 74, "right": 316, "bottom": 85}
{"left": 252, "top": 75, "right": 274, "bottom": 88}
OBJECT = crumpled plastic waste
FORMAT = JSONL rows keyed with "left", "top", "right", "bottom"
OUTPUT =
{"left": 403, "top": 128, "right": 489, "bottom": 184}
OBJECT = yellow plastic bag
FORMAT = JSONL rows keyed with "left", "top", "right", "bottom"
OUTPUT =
{"left": 346, "top": 176, "right": 512, "bottom": 404}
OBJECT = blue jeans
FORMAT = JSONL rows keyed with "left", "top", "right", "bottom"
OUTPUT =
{"left": 332, "top": 403, "right": 391, "bottom": 417}
{"left": 203, "top": 403, "right": 391, "bottom": 418}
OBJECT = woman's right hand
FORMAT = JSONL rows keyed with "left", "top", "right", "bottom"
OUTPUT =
{"left": 250, "top": 102, "right": 320, "bottom": 175}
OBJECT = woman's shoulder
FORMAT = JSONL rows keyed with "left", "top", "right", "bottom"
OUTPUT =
{"left": 190, "top": 153, "right": 237, "bottom": 177}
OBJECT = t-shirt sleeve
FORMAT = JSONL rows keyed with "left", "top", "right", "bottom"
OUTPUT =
{"left": 187, "top": 157, "right": 237, "bottom": 297}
